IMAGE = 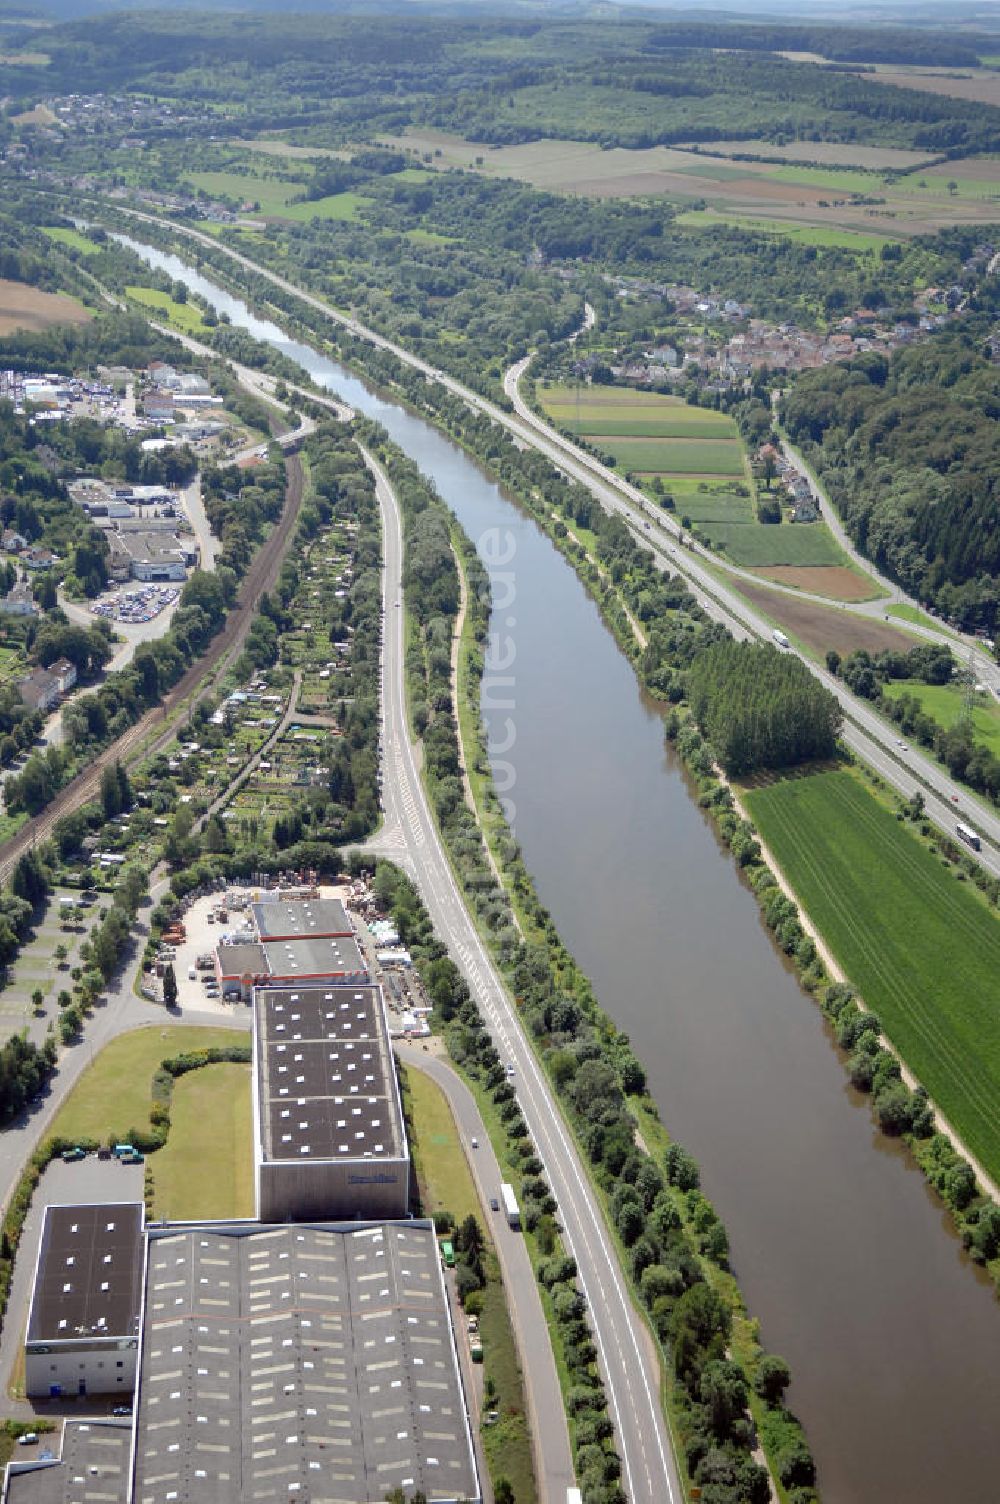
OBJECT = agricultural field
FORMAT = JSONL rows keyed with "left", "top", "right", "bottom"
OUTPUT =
{"left": 0, "top": 278, "right": 91, "bottom": 335}
{"left": 538, "top": 382, "right": 849, "bottom": 569}
{"left": 744, "top": 769, "right": 1000, "bottom": 1178}
{"left": 882, "top": 679, "right": 1000, "bottom": 757}
{"left": 673, "top": 210, "right": 895, "bottom": 253}
{"left": 125, "top": 285, "right": 208, "bottom": 336}
{"left": 384, "top": 127, "right": 1000, "bottom": 237}
{"left": 751, "top": 565, "right": 878, "bottom": 601}
{"left": 185, "top": 169, "right": 369, "bottom": 222}
{"left": 732, "top": 577, "right": 915, "bottom": 656}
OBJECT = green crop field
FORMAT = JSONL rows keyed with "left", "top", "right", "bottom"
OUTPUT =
{"left": 556, "top": 413, "right": 735, "bottom": 438}
{"left": 745, "top": 769, "right": 1000, "bottom": 1176}
{"left": 883, "top": 679, "right": 1000, "bottom": 756}
{"left": 583, "top": 435, "right": 744, "bottom": 475}
{"left": 126, "top": 285, "right": 208, "bottom": 335}
{"left": 539, "top": 381, "right": 855, "bottom": 567}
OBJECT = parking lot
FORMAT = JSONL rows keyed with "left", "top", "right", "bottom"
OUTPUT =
{"left": 0, "top": 1155, "right": 144, "bottom": 1414}
{"left": 89, "top": 584, "right": 180, "bottom": 626}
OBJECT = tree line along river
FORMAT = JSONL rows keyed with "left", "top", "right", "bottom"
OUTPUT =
{"left": 124, "top": 236, "right": 1000, "bottom": 1504}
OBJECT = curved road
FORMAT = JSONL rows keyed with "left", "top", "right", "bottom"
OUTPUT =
{"left": 111, "top": 208, "right": 999, "bottom": 867}
{"left": 396, "top": 1040, "right": 574, "bottom": 1503}
{"left": 361, "top": 443, "right": 684, "bottom": 1504}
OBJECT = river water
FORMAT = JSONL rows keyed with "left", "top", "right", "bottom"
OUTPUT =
{"left": 124, "top": 237, "right": 1000, "bottom": 1504}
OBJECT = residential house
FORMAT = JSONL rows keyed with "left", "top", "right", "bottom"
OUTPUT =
{"left": 1, "top": 530, "right": 27, "bottom": 553}
{"left": 49, "top": 658, "right": 77, "bottom": 693}
{"left": 0, "top": 580, "right": 38, "bottom": 617}
{"left": 19, "top": 667, "right": 60, "bottom": 713}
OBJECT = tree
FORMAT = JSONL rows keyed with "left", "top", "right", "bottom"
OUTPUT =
{"left": 825, "top": 649, "right": 841, "bottom": 676}
{"left": 494, "top": 1481, "right": 515, "bottom": 1504}
{"left": 700, "top": 1359, "right": 748, "bottom": 1439}
{"left": 162, "top": 963, "right": 178, "bottom": 1009}
{"left": 754, "top": 1354, "right": 791, "bottom": 1406}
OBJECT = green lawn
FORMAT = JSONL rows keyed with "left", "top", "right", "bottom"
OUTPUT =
{"left": 708, "top": 520, "right": 848, "bottom": 567}
{"left": 152, "top": 1062, "right": 253, "bottom": 1220}
{"left": 50, "top": 1026, "right": 246, "bottom": 1143}
{"left": 883, "top": 679, "right": 1000, "bottom": 756}
{"left": 556, "top": 413, "right": 735, "bottom": 438}
{"left": 404, "top": 1061, "right": 481, "bottom": 1228}
{"left": 886, "top": 603, "right": 949, "bottom": 637}
{"left": 744, "top": 769, "right": 1000, "bottom": 1176}
{"left": 42, "top": 226, "right": 100, "bottom": 256}
{"left": 126, "top": 285, "right": 208, "bottom": 336}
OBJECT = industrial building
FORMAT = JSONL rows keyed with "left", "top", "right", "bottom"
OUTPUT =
{"left": 106, "top": 531, "right": 191, "bottom": 583}
{"left": 253, "top": 982, "right": 409, "bottom": 1221}
{"left": 215, "top": 897, "right": 368, "bottom": 999}
{"left": 7, "top": 1222, "right": 480, "bottom": 1504}
{"left": 24, "top": 1204, "right": 144, "bottom": 1401}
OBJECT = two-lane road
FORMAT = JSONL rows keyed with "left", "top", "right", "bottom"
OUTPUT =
{"left": 361, "top": 443, "right": 684, "bottom": 1504}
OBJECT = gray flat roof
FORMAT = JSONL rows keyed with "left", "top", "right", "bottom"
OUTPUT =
{"left": 5, "top": 1421, "right": 130, "bottom": 1504}
{"left": 217, "top": 941, "right": 267, "bottom": 978}
{"left": 218, "top": 935, "right": 368, "bottom": 983}
{"left": 255, "top": 985, "right": 404, "bottom": 1163}
{"left": 134, "top": 1222, "right": 480, "bottom": 1504}
{"left": 252, "top": 897, "right": 353, "bottom": 938}
{"left": 261, "top": 932, "right": 367, "bottom": 980}
{"left": 27, "top": 1205, "right": 143, "bottom": 1346}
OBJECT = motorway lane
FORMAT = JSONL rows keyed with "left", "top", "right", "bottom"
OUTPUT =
{"left": 396, "top": 1040, "right": 575, "bottom": 1502}
{"left": 361, "top": 443, "right": 684, "bottom": 1504}
{"left": 114, "top": 210, "right": 999, "bottom": 866}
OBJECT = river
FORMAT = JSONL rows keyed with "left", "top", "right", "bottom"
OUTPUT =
{"left": 123, "top": 236, "right": 1000, "bottom": 1504}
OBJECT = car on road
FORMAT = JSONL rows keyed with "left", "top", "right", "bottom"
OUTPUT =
{"left": 505, "top": 1064, "right": 515, "bottom": 1078}
{"left": 489, "top": 1197, "right": 499, "bottom": 1212}
{"left": 470, "top": 1137, "right": 479, "bottom": 1149}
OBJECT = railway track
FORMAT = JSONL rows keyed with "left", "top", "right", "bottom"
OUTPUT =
{"left": 0, "top": 452, "right": 306, "bottom": 887}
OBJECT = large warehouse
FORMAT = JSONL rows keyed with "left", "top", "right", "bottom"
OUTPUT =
{"left": 253, "top": 981, "right": 410, "bottom": 1221}
{"left": 216, "top": 897, "right": 369, "bottom": 999}
{"left": 6, "top": 1221, "right": 481, "bottom": 1504}
{"left": 23, "top": 1204, "right": 144, "bottom": 1401}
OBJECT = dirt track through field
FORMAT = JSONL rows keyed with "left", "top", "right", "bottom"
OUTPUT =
{"left": 0, "top": 452, "right": 306, "bottom": 885}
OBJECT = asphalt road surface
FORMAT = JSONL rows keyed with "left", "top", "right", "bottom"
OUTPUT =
{"left": 361, "top": 444, "right": 685, "bottom": 1504}
{"left": 396, "top": 1040, "right": 575, "bottom": 1504}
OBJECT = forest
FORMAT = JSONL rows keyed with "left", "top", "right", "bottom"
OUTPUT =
{"left": 687, "top": 641, "right": 843, "bottom": 775}
{"left": 781, "top": 314, "right": 1000, "bottom": 632}
{"left": 3, "top": 9, "right": 1000, "bottom": 155}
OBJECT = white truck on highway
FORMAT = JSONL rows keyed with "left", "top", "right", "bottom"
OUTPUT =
{"left": 772, "top": 629, "right": 790, "bottom": 649}
{"left": 500, "top": 1182, "right": 521, "bottom": 1230}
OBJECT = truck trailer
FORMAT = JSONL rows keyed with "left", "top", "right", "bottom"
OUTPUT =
{"left": 500, "top": 1183, "right": 521, "bottom": 1230}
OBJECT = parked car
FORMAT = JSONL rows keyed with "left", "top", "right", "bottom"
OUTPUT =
{"left": 17, "top": 1434, "right": 38, "bottom": 1447}
{"left": 61, "top": 1146, "right": 86, "bottom": 1163}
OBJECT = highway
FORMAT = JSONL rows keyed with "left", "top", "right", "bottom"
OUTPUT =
{"left": 361, "top": 443, "right": 684, "bottom": 1504}
{"left": 396, "top": 1040, "right": 575, "bottom": 1503}
{"left": 113, "top": 208, "right": 999, "bottom": 869}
